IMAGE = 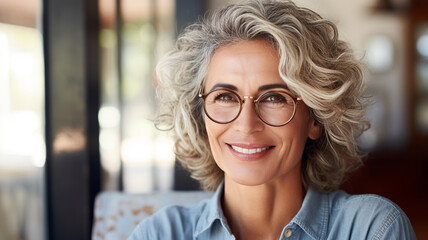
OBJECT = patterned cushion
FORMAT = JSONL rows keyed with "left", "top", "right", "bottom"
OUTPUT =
{"left": 92, "top": 191, "right": 213, "bottom": 240}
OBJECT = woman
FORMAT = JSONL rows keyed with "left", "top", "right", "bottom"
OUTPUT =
{"left": 129, "top": 0, "right": 416, "bottom": 239}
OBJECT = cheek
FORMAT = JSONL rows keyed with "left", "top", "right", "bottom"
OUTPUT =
{"left": 278, "top": 111, "right": 312, "bottom": 156}
{"left": 204, "top": 117, "right": 225, "bottom": 160}
{"left": 290, "top": 105, "right": 312, "bottom": 135}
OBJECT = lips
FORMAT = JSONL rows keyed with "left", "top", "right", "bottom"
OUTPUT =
{"left": 227, "top": 143, "right": 275, "bottom": 161}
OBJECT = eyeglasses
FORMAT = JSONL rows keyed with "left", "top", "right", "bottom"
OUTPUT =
{"left": 199, "top": 88, "right": 301, "bottom": 127}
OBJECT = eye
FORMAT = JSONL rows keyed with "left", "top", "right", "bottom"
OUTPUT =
{"left": 214, "top": 92, "right": 239, "bottom": 103}
{"left": 260, "top": 92, "right": 288, "bottom": 104}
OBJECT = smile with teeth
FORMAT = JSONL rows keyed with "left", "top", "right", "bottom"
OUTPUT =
{"left": 230, "top": 145, "right": 273, "bottom": 154}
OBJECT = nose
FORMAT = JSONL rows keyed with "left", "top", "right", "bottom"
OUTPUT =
{"left": 232, "top": 99, "right": 264, "bottom": 134}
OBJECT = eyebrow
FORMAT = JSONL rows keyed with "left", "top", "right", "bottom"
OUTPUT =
{"left": 209, "top": 83, "right": 288, "bottom": 92}
{"left": 258, "top": 83, "right": 288, "bottom": 92}
{"left": 209, "top": 83, "right": 238, "bottom": 92}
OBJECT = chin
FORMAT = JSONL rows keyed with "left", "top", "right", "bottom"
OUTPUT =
{"left": 220, "top": 157, "right": 302, "bottom": 188}
{"left": 223, "top": 165, "right": 274, "bottom": 186}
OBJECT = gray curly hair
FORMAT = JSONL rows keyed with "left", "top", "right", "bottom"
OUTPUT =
{"left": 154, "top": 0, "right": 369, "bottom": 192}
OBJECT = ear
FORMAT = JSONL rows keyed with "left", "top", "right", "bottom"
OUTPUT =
{"left": 308, "top": 119, "right": 322, "bottom": 140}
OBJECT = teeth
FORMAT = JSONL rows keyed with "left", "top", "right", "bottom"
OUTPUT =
{"left": 231, "top": 145, "right": 271, "bottom": 154}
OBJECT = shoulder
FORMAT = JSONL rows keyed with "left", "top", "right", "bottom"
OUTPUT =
{"left": 329, "top": 190, "right": 400, "bottom": 214}
{"left": 128, "top": 199, "right": 210, "bottom": 240}
{"left": 327, "top": 191, "right": 416, "bottom": 239}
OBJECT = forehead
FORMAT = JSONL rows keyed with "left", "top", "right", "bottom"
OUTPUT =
{"left": 205, "top": 40, "right": 283, "bottom": 92}
{"left": 210, "top": 40, "right": 279, "bottom": 71}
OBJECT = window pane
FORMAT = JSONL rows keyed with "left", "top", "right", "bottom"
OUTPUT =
{"left": 121, "top": 0, "right": 176, "bottom": 193}
{"left": 416, "top": 23, "right": 428, "bottom": 133}
{"left": 416, "top": 24, "right": 428, "bottom": 93}
{"left": 99, "top": 0, "right": 122, "bottom": 191}
{"left": 0, "top": 0, "right": 45, "bottom": 239}
{"left": 98, "top": 0, "right": 176, "bottom": 193}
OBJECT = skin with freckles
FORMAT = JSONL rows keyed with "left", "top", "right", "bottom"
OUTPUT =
{"left": 204, "top": 40, "right": 321, "bottom": 240}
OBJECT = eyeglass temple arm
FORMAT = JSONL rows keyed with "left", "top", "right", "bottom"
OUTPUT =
{"left": 198, "top": 83, "right": 204, "bottom": 97}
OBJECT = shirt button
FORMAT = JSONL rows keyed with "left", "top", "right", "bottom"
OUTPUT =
{"left": 284, "top": 228, "right": 292, "bottom": 238}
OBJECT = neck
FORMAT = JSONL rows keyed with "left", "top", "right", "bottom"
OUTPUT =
{"left": 222, "top": 174, "right": 304, "bottom": 240}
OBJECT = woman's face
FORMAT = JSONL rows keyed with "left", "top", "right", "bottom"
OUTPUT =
{"left": 204, "top": 40, "right": 320, "bottom": 186}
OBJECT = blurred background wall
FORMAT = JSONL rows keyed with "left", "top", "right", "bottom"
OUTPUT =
{"left": 0, "top": 0, "right": 427, "bottom": 239}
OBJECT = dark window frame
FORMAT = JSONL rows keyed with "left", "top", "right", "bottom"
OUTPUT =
{"left": 43, "top": 0, "right": 101, "bottom": 239}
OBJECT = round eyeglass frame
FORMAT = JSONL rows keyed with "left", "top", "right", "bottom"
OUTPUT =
{"left": 198, "top": 88, "right": 302, "bottom": 127}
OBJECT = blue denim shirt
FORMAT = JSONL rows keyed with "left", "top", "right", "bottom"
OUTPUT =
{"left": 128, "top": 182, "right": 416, "bottom": 240}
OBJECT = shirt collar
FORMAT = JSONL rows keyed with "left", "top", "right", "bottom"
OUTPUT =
{"left": 194, "top": 183, "right": 330, "bottom": 240}
{"left": 194, "top": 181, "right": 231, "bottom": 237}
{"left": 291, "top": 188, "right": 330, "bottom": 240}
